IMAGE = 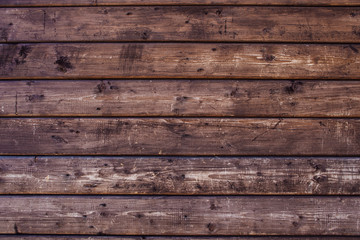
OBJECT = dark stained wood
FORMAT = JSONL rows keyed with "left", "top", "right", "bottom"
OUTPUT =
{"left": 1, "top": 156, "right": 360, "bottom": 195}
{"left": 1, "top": 0, "right": 360, "bottom": 6}
{"left": 2, "top": 7, "right": 360, "bottom": 43}
{"left": 1, "top": 43, "right": 360, "bottom": 79}
{"left": 1, "top": 80, "right": 360, "bottom": 117}
{"left": 1, "top": 118, "right": 360, "bottom": 155}
{"left": 0, "top": 196, "right": 359, "bottom": 235}
{"left": 0, "top": 237, "right": 358, "bottom": 240}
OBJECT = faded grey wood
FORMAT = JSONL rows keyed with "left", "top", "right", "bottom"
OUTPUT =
{"left": 0, "top": 237, "right": 358, "bottom": 240}
{"left": 1, "top": 118, "right": 360, "bottom": 155}
{"left": 2, "top": 7, "right": 360, "bottom": 43}
{"left": 1, "top": 80, "right": 360, "bottom": 117}
{"left": 0, "top": 196, "right": 359, "bottom": 235}
{"left": 1, "top": 43, "right": 360, "bottom": 79}
{"left": 0, "top": 156, "right": 359, "bottom": 195}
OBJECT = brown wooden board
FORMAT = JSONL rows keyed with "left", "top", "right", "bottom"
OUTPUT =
{"left": 0, "top": 156, "right": 359, "bottom": 195}
{"left": 1, "top": 80, "right": 360, "bottom": 117}
{"left": 1, "top": 0, "right": 360, "bottom": 6}
{"left": 1, "top": 118, "right": 360, "bottom": 155}
{"left": 0, "top": 196, "right": 359, "bottom": 235}
{"left": 2, "top": 7, "right": 360, "bottom": 43}
{"left": 1, "top": 43, "right": 360, "bottom": 79}
{"left": 0, "top": 237, "right": 359, "bottom": 240}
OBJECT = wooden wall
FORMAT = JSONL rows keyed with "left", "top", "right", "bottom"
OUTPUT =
{"left": 1, "top": 0, "right": 360, "bottom": 239}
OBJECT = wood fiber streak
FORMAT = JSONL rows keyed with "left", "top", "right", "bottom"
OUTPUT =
{"left": 1, "top": 43, "right": 360, "bottom": 79}
{"left": 0, "top": 156, "right": 360, "bottom": 195}
{"left": 1, "top": 0, "right": 360, "bottom": 6}
{"left": 2, "top": 7, "right": 360, "bottom": 43}
{"left": 0, "top": 237, "right": 359, "bottom": 240}
{"left": 1, "top": 80, "right": 360, "bottom": 117}
{"left": 0, "top": 196, "right": 359, "bottom": 235}
{"left": 1, "top": 118, "right": 360, "bottom": 155}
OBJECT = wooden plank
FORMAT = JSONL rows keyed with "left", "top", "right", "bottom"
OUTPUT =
{"left": 2, "top": 7, "right": 360, "bottom": 43}
{"left": 1, "top": 0, "right": 360, "bottom": 6}
{"left": 2, "top": 80, "right": 360, "bottom": 117}
{"left": 1, "top": 118, "right": 360, "bottom": 155}
{"left": 0, "top": 237, "right": 358, "bottom": 240}
{"left": 1, "top": 43, "right": 360, "bottom": 79}
{"left": 0, "top": 196, "right": 359, "bottom": 235}
{"left": 1, "top": 156, "right": 360, "bottom": 195}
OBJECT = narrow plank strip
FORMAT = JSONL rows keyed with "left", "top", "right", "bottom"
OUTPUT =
{"left": 1, "top": 118, "right": 360, "bottom": 155}
{"left": 0, "top": 196, "right": 359, "bottom": 235}
{"left": 1, "top": 43, "right": 359, "bottom": 79}
{"left": 1, "top": 80, "right": 360, "bottom": 117}
{"left": 1, "top": 156, "right": 360, "bottom": 195}
{"left": 2, "top": 7, "right": 360, "bottom": 43}
{"left": 0, "top": 237, "right": 358, "bottom": 240}
{"left": 1, "top": 0, "right": 360, "bottom": 6}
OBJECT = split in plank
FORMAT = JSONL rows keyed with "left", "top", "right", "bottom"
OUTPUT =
{"left": 1, "top": 0, "right": 360, "bottom": 6}
{"left": 1, "top": 156, "right": 360, "bottom": 195}
{"left": 1, "top": 43, "right": 360, "bottom": 79}
{"left": 1, "top": 118, "right": 360, "bottom": 155}
{"left": 0, "top": 196, "right": 359, "bottom": 235}
{"left": 2, "top": 7, "right": 360, "bottom": 43}
{"left": 1, "top": 80, "right": 360, "bottom": 117}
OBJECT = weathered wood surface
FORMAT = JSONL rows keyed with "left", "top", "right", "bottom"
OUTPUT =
{"left": 2, "top": 80, "right": 360, "bottom": 117}
{"left": 0, "top": 196, "right": 359, "bottom": 235}
{"left": 1, "top": 156, "right": 360, "bottom": 195}
{"left": 0, "top": 237, "right": 358, "bottom": 240}
{"left": 2, "top": 7, "right": 360, "bottom": 43}
{"left": 1, "top": 118, "right": 360, "bottom": 155}
{"left": 1, "top": 43, "right": 360, "bottom": 79}
{"left": 1, "top": 0, "right": 360, "bottom": 6}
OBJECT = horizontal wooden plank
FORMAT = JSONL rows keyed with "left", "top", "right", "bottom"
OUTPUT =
{"left": 1, "top": 80, "right": 360, "bottom": 117}
{"left": 1, "top": 0, "right": 360, "bottom": 6}
{"left": 1, "top": 156, "right": 360, "bottom": 195}
{"left": 0, "top": 196, "right": 359, "bottom": 235}
{"left": 1, "top": 118, "right": 360, "bottom": 155}
{"left": 1, "top": 43, "right": 360, "bottom": 79}
{"left": 2, "top": 7, "right": 360, "bottom": 43}
{"left": 0, "top": 237, "right": 358, "bottom": 240}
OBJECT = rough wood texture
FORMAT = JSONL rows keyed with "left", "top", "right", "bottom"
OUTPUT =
{"left": 1, "top": 156, "right": 360, "bottom": 195}
{"left": 2, "top": 7, "right": 360, "bottom": 43}
{"left": 1, "top": 237, "right": 358, "bottom": 240}
{"left": 1, "top": 0, "right": 360, "bottom": 6}
{"left": 1, "top": 118, "right": 360, "bottom": 155}
{"left": 1, "top": 43, "right": 360, "bottom": 79}
{"left": 0, "top": 196, "right": 359, "bottom": 235}
{"left": 2, "top": 80, "right": 360, "bottom": 117}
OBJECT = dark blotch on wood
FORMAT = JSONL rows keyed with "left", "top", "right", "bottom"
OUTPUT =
{"left": 230, "top": 88, "right": 240, "bottom": 97}
{"left": 126, "top": 12, "right": 132, "bottom": 15}
{"left": 292, "top": 221, "right": 299, "bottom": 227}
{"left": 99, "top": 203, "right": 107, "bottom": 207}
{"left": 215, "top": 9, "right": 222, "bottom": 16}
{"left": 83, "top": 183, "right": 98, "bottom": 188}
{"left": 264, "top": 54, "right": 275, "bottom": 61}
{"left": 51, "top": 135, "right": 68, "bottom": 144}
{"left": 15, "top": 45, "right": 32, "bottom": 65}
{"left": 285, "top": 81, "right": 303, "bottom": 94}
{"left": 349, "top": 45, "right": 359, "bottom": 53}
{"left": 313, "top": 175, "right": 328, "bottom": 183}
{"left": 14, "top": 223, "right": 20, "bottom": 234}
{"left": 96, "top": 82, "right": 106, "bottom": 93}
{"left": 136, "top": 213, "right": 144, "bottom": 218}
{"left": 141, "top": 32, "right": 149, "bottom": 40}
{"left": 26, "top": 94, "right": 44, "bottom": 102}
{"left": 350, "top": 12, "right": 357, "bottom": 17}
{"left": 207, "top": 223, "right": 216, "bottom": 232}
{"left": 96, "top": 107, "right": 101, "bottom": 111}
{"left": 54, "top": 56, "right": 73, "bottom": 73}
{"left": 352, "top": 26, "right": 360, "bottom": 37}
{"left": 212, "top": 48, "right": 217, "bottom": 51}
{"left": 197, "top": 68, "right": 204, "bottom": 72}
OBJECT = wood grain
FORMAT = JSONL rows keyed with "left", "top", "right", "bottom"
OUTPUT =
{"left": 1, "top": 80, "right": 360, "bottom": 117}
{"left": 1, "top": 43, "right": 360, "bottom": 79}
{"left": 1, "top": 156, "right": 360, "bottom": 195}
{"left": 1, "top": 118, "right": 360, "bottom": 155}
{"left": 0, "top": 196, "right": 359, "bottom": 235}
{"left": 0, "top": 237, "right": 358, "bottom": 240}
{"left": 1, "top": 0, "right": 360, "bottom": 6}
{"left": 2, "top": 7, "right": 360, "bottom": 43}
